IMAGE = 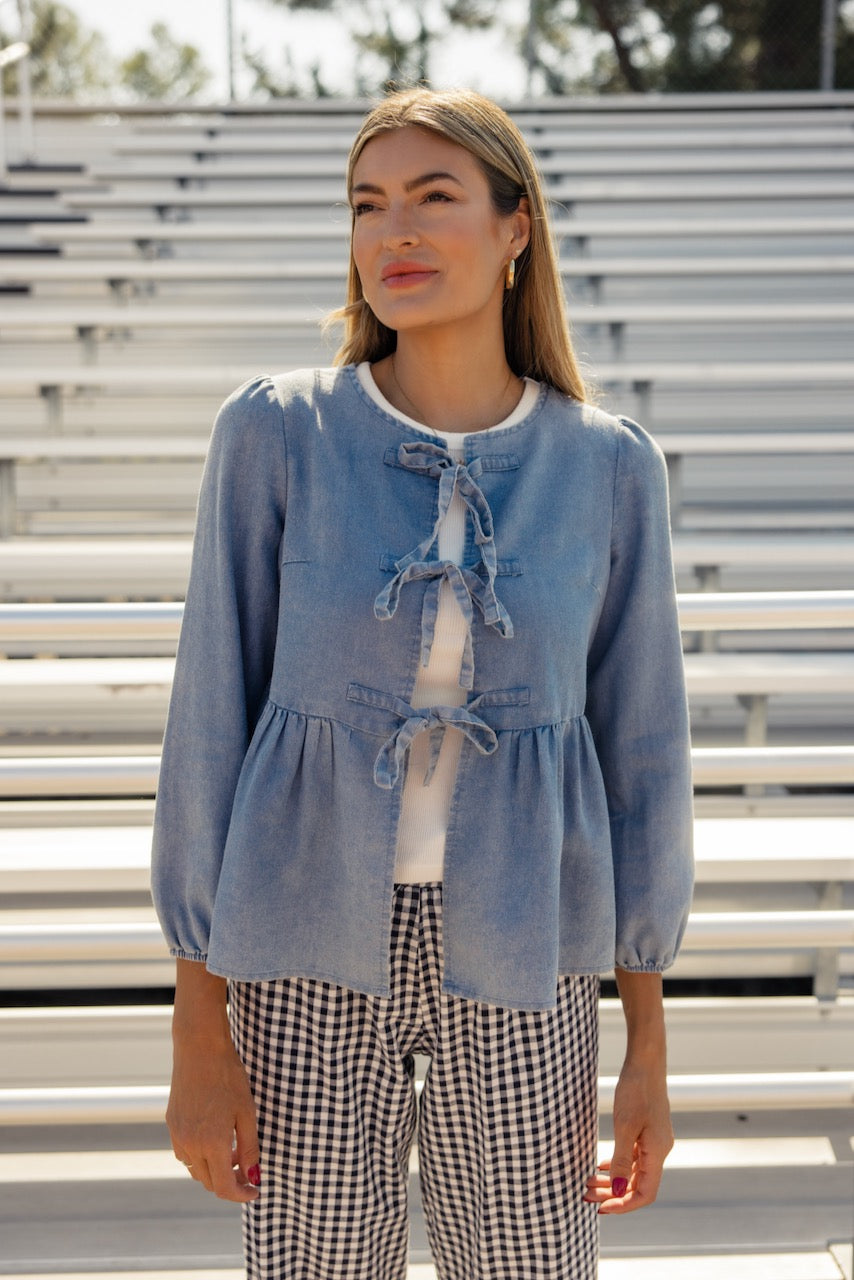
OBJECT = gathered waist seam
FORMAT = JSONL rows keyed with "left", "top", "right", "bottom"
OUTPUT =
{"left": 263, "top": 694, "right": 585, "bottom": 737}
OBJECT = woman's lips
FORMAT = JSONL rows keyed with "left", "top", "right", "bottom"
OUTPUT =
{"left": 381, "top": 267, "right": 437, "bottom": 288}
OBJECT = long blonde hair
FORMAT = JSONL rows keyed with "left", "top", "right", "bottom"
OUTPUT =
{"left": 330, "top": 87, "right": 591, "bottom": 403}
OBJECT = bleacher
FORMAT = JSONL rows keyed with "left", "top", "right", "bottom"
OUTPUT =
{"left": 0, "top": 93, "right": 852, "bottom": 1280}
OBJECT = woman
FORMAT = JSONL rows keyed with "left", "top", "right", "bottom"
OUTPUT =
{"left": 151, "top": 87, "right": 694, "bottom": 1280}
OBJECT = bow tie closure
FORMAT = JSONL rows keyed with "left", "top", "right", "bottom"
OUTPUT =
{"left": 373, "top": 695, "right": 499, "bottom": 790}
{"left": 374, "top": 441, "right": 513, "bottom": 688}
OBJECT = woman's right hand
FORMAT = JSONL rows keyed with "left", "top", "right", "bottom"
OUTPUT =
{"left": 167, "top": 958, "right": 261, "bottom": 1203}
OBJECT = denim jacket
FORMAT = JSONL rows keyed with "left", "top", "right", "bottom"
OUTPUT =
{"left": 150, "top": 365, "right": 694, "bottom": 1010}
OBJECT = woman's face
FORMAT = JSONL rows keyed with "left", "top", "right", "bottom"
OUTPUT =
{"left": 349, "top": 126, "right": 528, "bottom": 341}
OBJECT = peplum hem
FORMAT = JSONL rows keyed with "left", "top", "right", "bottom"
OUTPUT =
{"left": 204, "top": 701, "right": 625, "bottom": 1008}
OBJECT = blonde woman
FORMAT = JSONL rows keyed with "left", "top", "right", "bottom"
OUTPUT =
{"left": 152, "top": 87, "right": 694, "bottom": 1280}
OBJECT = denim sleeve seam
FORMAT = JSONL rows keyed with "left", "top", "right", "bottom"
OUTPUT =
{"left": 609, "top": 420, "right": 622, "bottom": 557}
{"left": 270, "top": 375, "right": 290, "bottom": 508}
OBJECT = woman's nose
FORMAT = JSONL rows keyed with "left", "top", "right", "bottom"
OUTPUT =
{"left": 383, "top": 204, "right": 419, "bottom": 248}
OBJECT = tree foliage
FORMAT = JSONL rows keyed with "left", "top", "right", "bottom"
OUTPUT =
{"left": 257, "top": 0, "right": 852, "bottom": 96}
{"left": 3, "top": 0, "right": 851, "bottom": 100}
{"left": 0, "top": 0, "right": 113, "bottom": 97}
{"left": 242, "top": 38, "right": 331, "bottom": 97}
{"left": 119, "top": 22, "right": 212, "bottom": 101}
{"left": 257, "top": 0, "right": 500, "bottom": 94}
{"left": 0, "top": 2, "right": 213, "bottom": 101}
{"left": 530, "top": 0, "right": 854, "bottom": 94}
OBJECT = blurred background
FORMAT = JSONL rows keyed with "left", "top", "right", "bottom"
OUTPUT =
{"left": 0, "top": 3, "right": 853, "bottom": 1279}
{"left": 1, "top": 0, "right": 854, "bottom": 103}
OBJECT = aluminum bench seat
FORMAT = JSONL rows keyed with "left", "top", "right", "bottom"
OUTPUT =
{"left": 6, "top": 253, "right": 854, "bottom": 285}
{"left": 0, "top": 906, "right": 850, "bottom": 993}
{"left": 84, "top": 151, "right": 854, "bottom": 182}
{"left": 3, "top": 994, "right": 852, "bottom": 1088}
{"left": 55, "top": 175, "right": 854, "bottom": 212}
{"left": 1, "top": 815, "right": 852, "bottom": 896}
{"left": 1, "top": 651, "right": 852, "bottom": 737}
{"left": 1, "top": 532, "right": 851, "bottom": 600}
{"left": 27, "top": 214, "right": 854, "bottom": 250}
{"left": 112, "top": 124, "right": 854, "bottom": 155}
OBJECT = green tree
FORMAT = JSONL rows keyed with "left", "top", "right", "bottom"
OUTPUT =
{"left": 254, "top": 0, "right": 497, "bottom": 96}
{"left": 520, "top": 0, "right": 657, "bottom": 93}
{"left": 242, "top": 38, "right": 331, "bottom": 98}
{"left": 0, "top": 0, "right": 113, "bottom": 98}
{"left": 119, "top": 22, "right": 212, "bottom": 102}
{"left": 522, "top": 0, "right": 854, "bottom": 94}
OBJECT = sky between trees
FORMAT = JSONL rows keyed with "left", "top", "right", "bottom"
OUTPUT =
{"left": 3, "top": 0, "right": 853, "bottom": 100}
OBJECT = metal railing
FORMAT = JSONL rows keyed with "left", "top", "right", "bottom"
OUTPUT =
{"left": 1, "top": 912, "right": 851, "bottom": 964}
{"left": 1, "top": 592, "right": 852, "bottom": 648}
{"left": 0, "top": 0, "right": 32, "bottom": 176}
{"left": 1, "top": 745, "right": 852, "bottom": 797}
{"left": 1, "top": 1071, "right": 852, "bottom": 1125}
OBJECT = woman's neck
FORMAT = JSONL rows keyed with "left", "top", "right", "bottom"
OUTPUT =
{"left": 372, "top": 331, "right": 522, "bottom": 433}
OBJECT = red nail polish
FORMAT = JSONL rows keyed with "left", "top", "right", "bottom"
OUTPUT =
{"left": 611, "top": 1176, "right": 628, "bottom": 1197}
{"left": 247, "top": 1164, "right": 261, "bottom": 1187}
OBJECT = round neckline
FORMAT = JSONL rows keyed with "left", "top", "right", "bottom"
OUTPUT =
{"left": 353, "top": 361, "right": 542, "bottom": 443}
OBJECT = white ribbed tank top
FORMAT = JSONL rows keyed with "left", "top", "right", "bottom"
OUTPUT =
{"left": 356, "top": 363, "right": 539, "bottom": 882}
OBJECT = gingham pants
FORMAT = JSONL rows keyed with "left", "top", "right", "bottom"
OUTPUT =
{"left": 228, "top": 883, "right": 600, "bottom": 1280}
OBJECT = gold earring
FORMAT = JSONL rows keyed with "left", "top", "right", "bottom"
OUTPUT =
{"left": 505, "top": 257, "right": 516, "bottom": 290}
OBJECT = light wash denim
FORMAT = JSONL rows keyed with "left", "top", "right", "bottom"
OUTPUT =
{"left": 150, "top": 365, "right": 694, "bottom": 1010}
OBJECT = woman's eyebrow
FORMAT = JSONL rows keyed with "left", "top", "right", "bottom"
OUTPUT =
{"left": 350, "top": 170, "right": 464, "bottom": 196}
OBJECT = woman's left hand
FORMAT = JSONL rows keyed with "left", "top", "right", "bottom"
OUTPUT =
{"left": 584, "top": 1058, "right": 674, "bottom": 1215}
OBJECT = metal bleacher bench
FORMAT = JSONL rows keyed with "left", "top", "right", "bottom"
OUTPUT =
{"left": 84, "top": 151, "right": 854, "bottom": 183}
{"left": 109, "top": 124, "right": 854, "bottom": 155}
{"left": 0, "top": 436, "right": 208, "bottom": 537}
{"left": 1, "top": 428, "right": 852, "bottom": 537}
{"left": 5, "top": 252, "right": 854, "bottom": 288}
{"left": 0, "top": 532, "right": 851, "bottom": 599}
{"left": 5, "top": 767, "right": 852, "bottom": 1105}
{"left": 1, "top": 742, "right": 852, "bottom": 798}
{"left": 1, "top": 715, "right": 852, "bottom": 1012}
{"left": 3, "top": 591, "right": 851, "bottom": 648}
{"left": 1, "top": 792, "right": 852, "bottom": 1102}
{"left": 1, "top": 361, "right": 851, "bottom": 430}
{"left": 2, "top": 810, "right": 852, "bottom": 899}
{"left": 4, "top": 301, "right": 854, "bottom": 365}
{"left": 3, "top": 649, "right": 852, "bottom": 741}
{"left": 27, "top": 213, "right": 854, "bottom": 255}
{"left": 1, "top": 1072, "right": 850, "bottom": 1127}
{"left": 1, "top": 591, "right": 852, "bottom": 752}
{"left": 0, "top": 898, "right": 851, "bottom": 992}
{"left": 51, "top": 174, "right": 854, "bottom": 214}
{"left": 5, "top": 1068, "right": 854, "bottom": 1135}
{"left": 1, "top": 996, "right": 852, "bottom": 1091}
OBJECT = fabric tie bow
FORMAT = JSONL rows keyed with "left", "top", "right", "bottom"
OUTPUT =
{"left": 374, "top": 441, "right": 513, "bottom": 689}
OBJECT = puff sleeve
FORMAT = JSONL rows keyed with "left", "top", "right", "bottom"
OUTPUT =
{"left": 585, "top": 417, "right": 694, "bottom": 972}
{"left": 150, "top": 376, "right": 287, "bottom": 962}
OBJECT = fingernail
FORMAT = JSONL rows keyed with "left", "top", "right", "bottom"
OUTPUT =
{"left": 611, "top": 1176, "right": 628, "bottom": 1197}
{"left": 247, "top": 1164, "right": 261, "bottom": 1187}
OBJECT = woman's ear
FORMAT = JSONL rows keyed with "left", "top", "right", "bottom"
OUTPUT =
{"left": 511, "top": 195, "right": 532, "bottom": 257}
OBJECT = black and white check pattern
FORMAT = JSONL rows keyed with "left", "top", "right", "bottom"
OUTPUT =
{"left": 228, "top": 883, "right": 600, "bottom": 1279}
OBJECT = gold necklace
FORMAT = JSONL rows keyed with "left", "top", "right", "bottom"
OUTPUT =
{"left": 389, "top": 355, "right": 518, "bottom": 429}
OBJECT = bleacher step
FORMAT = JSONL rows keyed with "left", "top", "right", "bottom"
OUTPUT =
{"left": 0, "top": 1253, "right": 846, "bottom": 1279}
{"left": 0, "top": 1135, "right": 841, "bottom": 1184}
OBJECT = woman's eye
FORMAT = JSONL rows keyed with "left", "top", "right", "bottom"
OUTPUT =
{"left": 352, "top": 202, "right": 377, "bottom": 217}
{"left": 423, "top": 191, "right": 452, "bottom": 204}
